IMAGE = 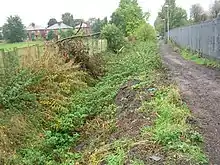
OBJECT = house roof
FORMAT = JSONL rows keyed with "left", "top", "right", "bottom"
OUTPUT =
{"left": 75, "top": 22, "right": 90, "bottom": 29}
{"left": 47, "top": 23, "right": 73, "bottom": 30}
{"left": 26, "top": 24, "right": 45, "bottom": 31}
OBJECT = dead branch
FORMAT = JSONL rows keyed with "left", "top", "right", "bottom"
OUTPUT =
{"left": 55, "top": 32, "right": 101, "bottom": 44}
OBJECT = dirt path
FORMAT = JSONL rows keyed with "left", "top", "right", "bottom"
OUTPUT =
{"left": 160, "top": 43, "right": 220, "bottom": 164}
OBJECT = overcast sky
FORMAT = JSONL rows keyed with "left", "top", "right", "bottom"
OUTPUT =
{"left": 0, "top": 0, "right": 212, "bottom": 27}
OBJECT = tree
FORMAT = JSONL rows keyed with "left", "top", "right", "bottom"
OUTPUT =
{"left": 73, "top": 19, "right": 84, "bottom": 27}
{"left": 154, "top": 16, "right": 165, "bottom": 36}
{"left": 190, "top": 4, "right": 208, "bottom": 23}
{"left": 2, "top": 15, "right": 26, "bottom": 43}
{"left": 210, "top": 0, "right": 220, "bottom": 18}
{"left": 111, "top": 10, "right": 126, "bottom": 34}
{"left": 134, "top": 23, "right": 156, "bottom": 41}
{"left": 0, "top": 33, "right": 3, "bottom": 40}
{"left": 62, "top": 12, "right": 74, "bottom": 27}
{"left": 0, "top": 27, "right": 3, "bottom": 40}
{"left": 111, "top": 0, "right": 146, "bottom": 36}
{"left": 88, "top": 18, "right": 96, "bottom": 25}
{"left": 101, "top": 24, "right": 124, "bottom": 52}
{"left": 48, "top": 18, "right": 57, "bottom": 27}
{"left": 90, "top": 17, "right": 108, "bottom": 33}
{"left": 155, "top": 0, "right": 188, "bottom": 35}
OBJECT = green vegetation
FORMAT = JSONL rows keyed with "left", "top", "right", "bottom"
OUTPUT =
{"left": 180, "top": 48, "right": 220, "bottom": 68}
{"left": 101, "top": 24, "right": 125, "bottom": 52}
{"left": 2, "top": 15, "right": 26, "bottom": 43}
{"left": 90, "top": 17, "right": 108, "bottom": 33}
{"left": 0, "top": 35, "right": 207, "bottom": 165}
{"left": 111, "top": 0, "right": 148, "bottom": 36}
{"left": 0, "top": 41, "right": 42, "bottom": 51}
{"left": 154, "top": 0, "right": 188, "bottom": 36}
{"left": 47, "top": 18, "right": 58, "bottom": 27}
{"left": 134, "top": 23, "right": 156, "bottom": 42}
{"left": 0, "top": 33, "right": 3, "bottom": 40}
{"left": 62, "top": 12, "right": 75, "bottom": 27}
{"left": 170, "top": 40, "right": 220, "bottom": 68}
{"left": 190, "top": 4, "right": 208, "bottom": 23}
{"left": 0, "top": 0, "right": 207, "bottom": 164}
{"left": 142, "top": 86, "right": 207, "bottom": 164}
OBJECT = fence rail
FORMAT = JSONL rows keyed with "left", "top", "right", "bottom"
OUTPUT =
{"left": 169, "top": 17, "right": 220, "bottom": 59}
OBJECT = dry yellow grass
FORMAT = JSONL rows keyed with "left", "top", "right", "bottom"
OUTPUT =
{"left": 0, "top": 42, "right": 92, "bottom": 163}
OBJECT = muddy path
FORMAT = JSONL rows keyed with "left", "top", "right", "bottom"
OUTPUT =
{"left": 160, "top": 43, "right": 220, "bottom": 164}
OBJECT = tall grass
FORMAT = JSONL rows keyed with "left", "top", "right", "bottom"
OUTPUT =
{"left": 142, "top": 86, "right": 207, "bottom": 164}
{"left": 11, "top": 41, "right": 161, "bottom": 164}
{"left": 180, "top": 48, "right": 220, "bottom": 68}
{"left": 0, "top": 40, "right": 207, "bottom": 164}
{"left": 0, "top": 44, "right": 91, "bottom": 164}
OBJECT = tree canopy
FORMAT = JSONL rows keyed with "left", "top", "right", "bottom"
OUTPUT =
{"left": 210, "top": 0, "right": 220, "bottom": 18}
{"left": 190, "top": 4, "right": 208, "bottom": 23}
{"left": 110, "top": 0, "right": 147, "bottom": 36}
{"left": 154, "top": 0, "right": 188, "bottom": 35}
{"left": 90, "top": 17, "right": 108, "bottom": 33}
{"left": 2, "top": 15, "right": 26, "bottom": 43}
{"left": 62, "top": 12, "right": 74, "bottom": 27}
{"left": 47, "top": 18, "right": 58, "bottom": 27}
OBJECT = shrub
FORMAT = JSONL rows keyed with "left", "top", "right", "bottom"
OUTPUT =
{"left": 101, "top": 24, "right": 125, "bottom": 52}
{"left": 0, "top": 33, "right": 3, "bottom": 40}
{"left": 0, "top": 70, "right": 42, "bottom": 111}
{"left": 65, "top": 29, "right": 75, "bottom": 37}
{"left": 47, "top": 30, "right": 55, "bottom": 40}
{"left": 0, "top": 43, "right": 93, "bottom": 163}
{"left": 134, "top": 23, "right": 156, "bottom": 42}
{"left": 59, "top": 29, "right": 66, "bottom": 39}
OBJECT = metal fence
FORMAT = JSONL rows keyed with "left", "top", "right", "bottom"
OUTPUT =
{"left": 169, "top": 17, "right": 220, "bottom": 59}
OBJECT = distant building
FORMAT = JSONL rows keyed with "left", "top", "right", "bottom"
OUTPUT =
{"left": 26, "top": 23, "right": 46, "bottom": 40}
{"left": 75, "top": 22, "right": 91, "bottom": 34}
{"left": 47, "top": 22, "right": 73, "bottom": 31}
{"left": 47, "top": 22, "right": 73, "bottom": 39}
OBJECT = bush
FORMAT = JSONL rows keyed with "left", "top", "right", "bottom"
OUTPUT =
{"left": 0, "top": 70, "right": 42, "bottom": 111}
{"left": 134, "top": 23, "right": 156, "bottom": 42}
{"left": 65, "top": 29, "right": 75, "bottom": 37}
{"left": 59, "top": 29, "right": 66, "bottom": 39}
{"left": 101, "top": 24, "right": 125, "bottom": 52}
{"left": 47, "top": 30, "right": 55, "bottom": 40}
{"left": 0, "top": 44, "right": 93, "bottom": 163}
{"left": 0, "top": 33, "right": 3, "bottom": 40}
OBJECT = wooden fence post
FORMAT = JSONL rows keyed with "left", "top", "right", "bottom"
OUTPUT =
{"left": 36, "top": 44, "right": 40, "bottom": 58}
{"left": 0, "top": 49, "right": 5, "bottom": 75}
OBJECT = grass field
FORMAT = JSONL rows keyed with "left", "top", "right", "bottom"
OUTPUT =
{"left": 0, "top": 41, "right": 43, "bottom": 51}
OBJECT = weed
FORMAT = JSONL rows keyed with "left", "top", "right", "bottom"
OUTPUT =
{"left": 106, "top": 148, "right": 126, "bottom": 165}
{"left": 170, "top": 41, "right": 220, "bottom": 68}
{"left": 131, "top": 159, "right": 145, "bottom": 165}
{"left": 141, "top": 86, "right": 208, "bottom": 164}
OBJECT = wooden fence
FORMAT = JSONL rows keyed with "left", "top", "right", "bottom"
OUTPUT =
{"left": 0, "top": 45, "right": 44, "bottom": 76}
{"left": 0, "top": 39, "right": 107, "bottom": 76}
